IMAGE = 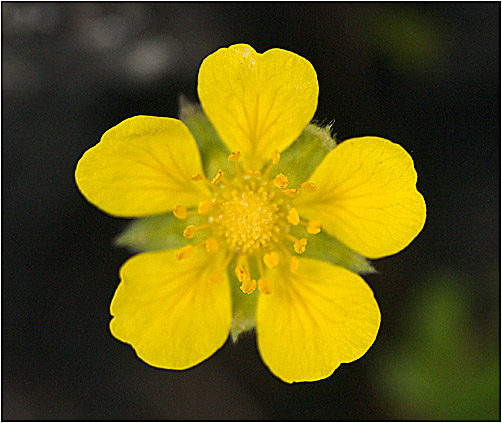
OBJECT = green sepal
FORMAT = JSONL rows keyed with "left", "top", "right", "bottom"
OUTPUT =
{"left": 290, "top": 225, "right": 376, "bottom": 274}
{"left": 114, "top": 213, "right": 201, "bottom": 252}
{"left": 228, "top": 256, "right": 259, "bottom": 343}
{"left": 178, "top": 95, "right": 233, "bottom": 179}
{"left": 273, "top": 122, "right": 336, "bottom": 187}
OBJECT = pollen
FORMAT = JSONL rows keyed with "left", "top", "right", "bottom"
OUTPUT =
{"left": 263, "top": 251, "right": 280, "bottom": 269}
{"left": 191, "top": 173, "right": 205, "bottom": 181}
{"left": 290, "top": 256, "right": 299, "bottom": 273}
{"left": 178, "top": 150, "right": 324, "bottom": 290}
{"left": 176, "top": 244, "right": 193, "bottom": 260}
{"left": 216, "top": 189, "right": 279, "bottom": 253}
{"left": 173, "top": 204, "right": 187, "bottom": 219}
{"left": 211, "top": 169, "right": 224, "bottom": 184}
{"left": 183, "top": 225, "right": 196, "bottom": 239}
{"left": 287, "top": 208, "right": 300, "bottom": 225}
{"left": 240, "top": 277, "right": 257, "bottom": 294}
{"left": 273, "top": 173, "right": 289, "bottom": 189}
{"left": 307, "top": 220, "right": 322, "bottom": 234}
{"left": 258, "top": 278, "right": 272, "bottom": 294}
{"left": 271, "top": 149, "right": 281, "bottom": 165}
{"left": 301, "top": 181, "right": 317, "bottom": 193}
{"left": 294, "top": 238, "right": 307, "bottom": 254}
{"left": 198, "top": 200, "right": 213, "bottom": 215}
{"left": 228, "top": 151, "right": 241, "bottom": 162}
{"left": 208, "top": 271, "right": 224, "bottom": 285}
{"left": 205, "top": 237, "right": 219, "bottom": 252}
{"left": 283, "top": 188, "right": 299, "bottom": 198}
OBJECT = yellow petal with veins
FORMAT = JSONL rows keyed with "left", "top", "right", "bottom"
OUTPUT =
{"left": 110, "top": 248, "right": 231, "bottom": 370}
{"left": 295, "top": 137, "right": 426, "bottom": 259}
{"left": 75, "top": 116, "right": 210, "bottom": 217}
{"left": 257, "top": 258, "right": 380, "bottom": 383}
{"left": 198, "top": 44, "right": 318, "bottom": 170}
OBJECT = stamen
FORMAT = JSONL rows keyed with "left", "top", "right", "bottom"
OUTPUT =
{"left": 235, "top": 266, "right": 245, "bottom": 282}
{"left": 228, "top": 151, "right": 243, "bottom": 177}
{"left": 205, "top": 237, "right": 219, "bottom": 252}
{"left": 300, "top": 181, "right": 317, "bottom": 193}
{"left": 290, "top": 256, "right": 299, "bottom": 273}
{"left": 240, "top": 277, "right": 257, "bottom": 294}
{"left": 211, "top": 169, "right": 224, "bottom": 184}
{"left": 262, "top": 149, "right": 281, "bottom": 179}
{"left": 283, "top": 188, "right": 299, "bottom": 198}
{"left": 246, "top": 169, "right": 261, "bottom": 177}
{"left": 173, "top": 204, "right": 187, "bottom": 219}
{"left": 208, "top": 271, "right": 224, "bottom": 285}
{"left": 306, "top": 220, "right": 322, "bottom": 234}
{"left": 198, "top": 200, "right": 213, "bottom": 215}
{"left": 258, "top": 278, "right": 272, "bottom": 295}
{"left": 263, "top": 251, "right": 279, "bottom": 269}
{"left": 235, "top": 264, "right": 249, "bottom": 283}
{"left": 228, "top": 151, "right": 241, "bottom": 162}
{"left": 273, "top": 173, "right": 289, "bottom": 189}
{"left": 294, "top": 238, "right": 307, "bottom": 254}
{"left": 271, "top": 149, "right": 281, "bottom": 165}
{"left": 191, "top": 173, "right": 206, "bottom": 181}
{"left": 183, "top": 223, "right": 213, "bottom": 239}
{"left": 287, "top": 208, "right": 300, "bottom": 225}
{"left": 183, "top": 225, "right": 196, "bottom": 239}
{"left": 176, "top": 245, "right": 193, "bottom": 260}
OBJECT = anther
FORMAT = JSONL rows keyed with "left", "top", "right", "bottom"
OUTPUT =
{"left": 183, "top": 222, "right": 213, "bottom": 239}
{"left": 300, "top": 181, "right": 317, "bottom": 193}
{"left": 273, "top": 173, "right": 289, "bottom": 189}
{"left": 240, "top": 278, "right": 257, "bottom": 294}
{"left": 205, "top": 238, "right": 219, "bottom": 252}
{"left": 258, "top": 278, "right": 272, "bottom": 295}
{"left": 235, "top": 265, "right": 249, "bottom": 283}
{"left": 208, "top": 271, "right": 224, "bottom": 285}
{"left": 191, "top": 173, "right": 205, "bottom": 181}
{"left": 176, "top": 245, "right": 193, "bottom": 260}
{"left": 198, "top": 200, "right": 213, "bottom": 215}
{"left": 283, "top": 188, "right": 299, "bottom": 198}
{"left": 228, "top": 151, "right": 241, "bottom": 162}
{"left": 287, "top": 208, "right": 300, "bottom": 225}
{"left": 290, "top": 256, "right": 299, "bottom": 273}
{"left": 263, "top": 251, "right": 279, "bottom": 269}
{"left": 271, "top": 149, "right": 281, "bottom": 165}
{"left": 246, "top": 169, "right": 261, "bottom": 177}
{"left": 294, "top": 238, "right": 307, "bottom": 254}
{"left": 211, "top": 169, "right": 224, "bottom": 184}
{"left": 183, "top": 225, "right": 196, "bottom": 239}
{"left": 173, "top": 205, "right": 187, "bottom": 219}
{"left": 307, "top": 220, "right": 322, "bottom": 234}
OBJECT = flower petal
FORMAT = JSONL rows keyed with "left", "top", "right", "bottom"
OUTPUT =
{"left": 198, "top": 44, "right": 318, "bottom": 170}
{"left": 110, "top": 248, "right": 231, "bottom": 369}
{"left": 256, "top": 258, "right": 380, "bottom": 383}
{"left": 75, "top": 116, "right": 211, "bottom": 217}
{"left": 294, "top": 137, "right": 426, "bottom": 259}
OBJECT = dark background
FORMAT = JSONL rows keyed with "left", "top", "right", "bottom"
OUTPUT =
{"left": 3, "top": 2, "right": 500, "bottom": 420}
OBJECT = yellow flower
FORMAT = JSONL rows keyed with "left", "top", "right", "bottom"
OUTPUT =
{"left": 75, "top": 44, "right": 426, "bottom": 383}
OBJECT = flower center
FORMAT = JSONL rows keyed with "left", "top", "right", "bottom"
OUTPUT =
{"left": 217, "top": 188, "right": 279, "bottom": 253}
{"left": 173, "top": 149, "right": 322, "bottom": 295}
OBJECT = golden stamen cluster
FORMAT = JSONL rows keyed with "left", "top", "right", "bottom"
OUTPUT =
{"left": 173, "top": 149, "right": 321, "bottom": 295}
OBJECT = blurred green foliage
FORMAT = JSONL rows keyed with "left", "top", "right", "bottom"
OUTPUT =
{"left": 367, "top": 5, "right": 446, "bottom": 75}
{"left": 376, "top": 270, "right": 500, "bottom": 420}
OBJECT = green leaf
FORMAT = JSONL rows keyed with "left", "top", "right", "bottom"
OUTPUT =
{"left": 291, "top": 225, "right": 375, "bottom": 274}
{"left": 273, "top": 122, "right": 336, "bottom": 187}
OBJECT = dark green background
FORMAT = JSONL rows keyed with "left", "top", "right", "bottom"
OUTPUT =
{"left": 3, "top": 2, "right": 499, "bottom": 420}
